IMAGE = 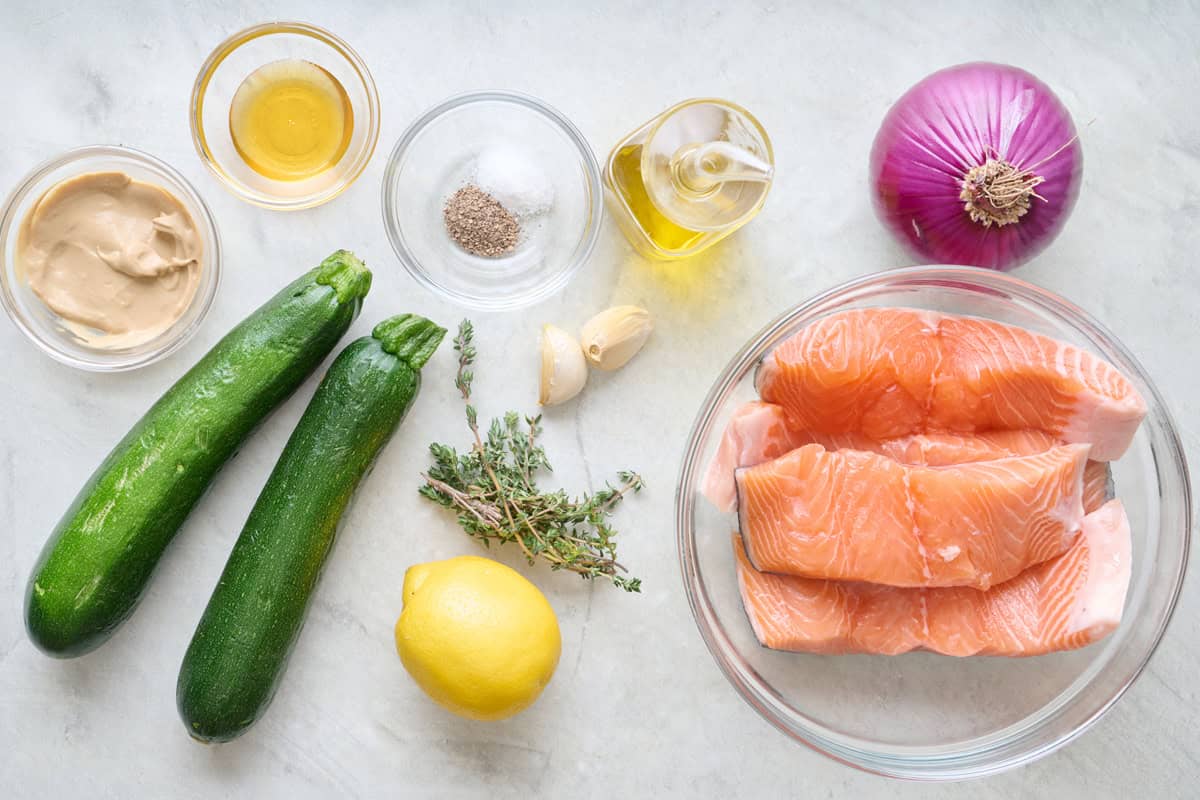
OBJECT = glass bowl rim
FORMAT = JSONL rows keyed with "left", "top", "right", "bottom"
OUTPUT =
{"left": 380, "top": 89, "right": 603, "bottom": 311}
{"left": 674, "top": 264, "right": 1192, "bottom": 780}
{"left": 189, "top": 20, "right": 381, "bottom": 211}
{"left": 0, "top": 144, "right": 222, "bottom": 372}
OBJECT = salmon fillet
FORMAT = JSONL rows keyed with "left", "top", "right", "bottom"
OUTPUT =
{"left": 702, "top": 401, "right": 1112, "bottom": 513}
{"left": 732, "top": 499, "right": 1132, "bottom": 656}
{"left": 756, "top": 308, "right": 1146, "bottom": 460}
{"left": 702, "top": 402, "right": 810, "bottom": 512}
{"left": 737, "top": 442, "right": 1089, "bottom": 589}
{"left": 1082, "top": 460, "right": 1113, "bottom": 517}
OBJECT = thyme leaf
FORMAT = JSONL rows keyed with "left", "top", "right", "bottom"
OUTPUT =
{"left": 419, "top": 320, "right": 643, "bottom": 592}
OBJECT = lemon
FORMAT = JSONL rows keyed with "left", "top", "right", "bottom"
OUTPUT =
{"left": 395, "top": 556, "right": 561, "bottom": 721}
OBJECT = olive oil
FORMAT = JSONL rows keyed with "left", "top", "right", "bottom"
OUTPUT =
{"left": 229, "top": 59, "right": 353, "bottom": 181}
{"left": 608, "top": 144, "right": 707, "bottom": 255}
{"left": 603, "top": 99, "right": 774, "bottom": 260}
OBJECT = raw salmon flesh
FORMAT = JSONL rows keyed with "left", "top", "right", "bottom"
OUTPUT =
{"left": 702, "top": 401, "right": 1112, "bottom": 514}
{"left": 732, "top": 499, "right": 1132, "bottom": 657}
{"left": 702, "top": 309, "right": 1142, "bottom": 657}
{"left": 737, "top": 442, "right": 1089, "bottom": 589}
{"left": 756, "top": 308, "right": 1146, "bottom": 461}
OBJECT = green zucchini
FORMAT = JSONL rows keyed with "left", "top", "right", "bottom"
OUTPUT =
{"left": 25, "top": 251, "right": 372, "bottom": 657}
{"left": 177, "top": 314, "right": 446, "bottom": 742}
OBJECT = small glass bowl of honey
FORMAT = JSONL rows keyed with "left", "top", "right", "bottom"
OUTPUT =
{"left": 190, "top": 22, "right": 380, "bottom": 210}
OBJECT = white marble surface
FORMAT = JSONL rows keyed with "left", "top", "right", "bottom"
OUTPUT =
{"left": 2, "top": 1, "right": 1198, "bottom": 797}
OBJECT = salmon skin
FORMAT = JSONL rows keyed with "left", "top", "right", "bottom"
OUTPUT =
{"left": 755, "top": 308, "right": 1146, "bottom": 461}
{"left": 737, "top": 442, "right": 1089, "bottom": 589}
{"left": 732, "top": 499, "right": 1132, "bottom": 657}
{"left": 702, "top": 401, "right": 1112, "bottom": 514}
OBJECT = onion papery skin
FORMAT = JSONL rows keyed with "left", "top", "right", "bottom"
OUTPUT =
{"left": 870, "top": 62, "right": 1082, "bottom": 271}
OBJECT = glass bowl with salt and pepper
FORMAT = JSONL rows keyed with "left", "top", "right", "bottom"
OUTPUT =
{"left": 381, "top": 91, "right": 603, "bottom": 311}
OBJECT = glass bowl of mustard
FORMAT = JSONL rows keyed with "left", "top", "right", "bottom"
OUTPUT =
{"left": 0, "top": 145, "right": 221, "bottom": 371}
{"left": 191, "top": 21, "right": 381, "bottom": 210}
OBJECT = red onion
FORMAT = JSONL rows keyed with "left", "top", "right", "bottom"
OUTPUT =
{"left": 870, "top": 62, "right": 1082, "bottom": 271}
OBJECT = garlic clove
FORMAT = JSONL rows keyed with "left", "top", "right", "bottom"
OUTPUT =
{"left": 579, "top": 305, "right": 654, "bottom": 371}
{"left": 539, "top": 324, "right": 588, "bottom": 406}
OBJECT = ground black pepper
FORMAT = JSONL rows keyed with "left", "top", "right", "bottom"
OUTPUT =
{"left": 443, "top": 184, "right": 520, "bottom": 258}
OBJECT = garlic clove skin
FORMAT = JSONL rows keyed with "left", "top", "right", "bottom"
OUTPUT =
{"left": 539, "top": 324, "right": 588, "bottom": 406}
{"left": 579, "top": 305, "right": 654, "bottom": 371}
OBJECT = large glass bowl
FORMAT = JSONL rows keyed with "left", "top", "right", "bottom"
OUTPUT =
{"left": 675, "top": 266, "right": 1190, "bottom": 780}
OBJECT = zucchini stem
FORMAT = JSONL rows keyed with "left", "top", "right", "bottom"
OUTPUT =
{"left": 373, "top": 314, "right": 448, "bottom": 370}
{"left": 315, "top": 250, "right": 373, "bottom": 303}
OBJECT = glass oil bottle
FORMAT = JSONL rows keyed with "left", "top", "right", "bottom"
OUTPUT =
{"left": 603, "top": 98, "right": 774, "bottom": 260}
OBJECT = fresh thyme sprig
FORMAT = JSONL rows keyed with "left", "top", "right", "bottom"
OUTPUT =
{"left": 419, "top": 320, "right": 644, "bottom": 592}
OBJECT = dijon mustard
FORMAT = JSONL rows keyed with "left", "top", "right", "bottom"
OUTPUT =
{"left": 16, "top": 171, "right": 202, "bottom": 349}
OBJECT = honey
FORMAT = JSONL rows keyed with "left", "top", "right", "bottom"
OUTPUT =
{"left": 229, "top": 59, "right": 353, "bottom": 181}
